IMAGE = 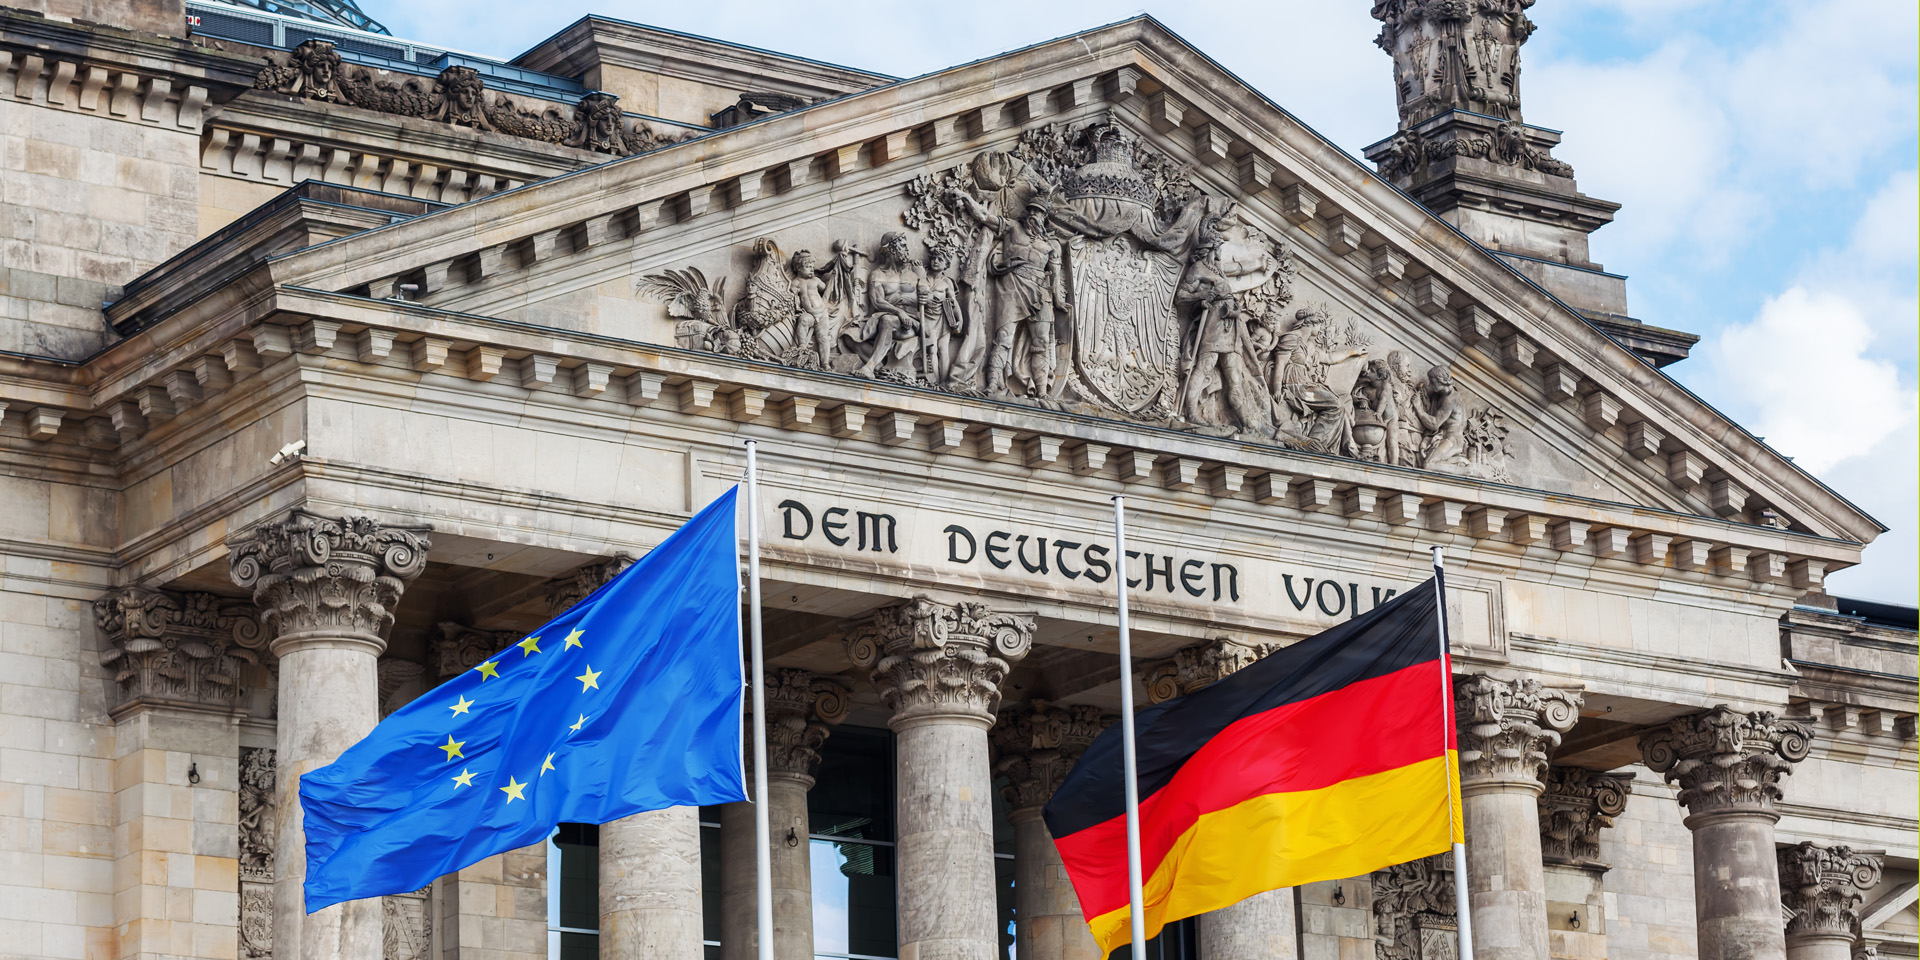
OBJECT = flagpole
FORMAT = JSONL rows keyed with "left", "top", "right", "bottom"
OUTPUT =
{"left": 1431, "top": 546, "right": 1473, "bottom": 960}
{"left": 745, "top": 441, "right": 774, "bottom": 960}
{"left": 1113, "top": 495, "right": 1148, "bottom": 960}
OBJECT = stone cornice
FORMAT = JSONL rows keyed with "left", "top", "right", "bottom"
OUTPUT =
{"left": 510, "top": 15, "right": 893, "bottom": 101}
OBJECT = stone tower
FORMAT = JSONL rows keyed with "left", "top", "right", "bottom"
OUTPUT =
{"left": 1363, "top": 0, "right": 1696, "bottom": 366}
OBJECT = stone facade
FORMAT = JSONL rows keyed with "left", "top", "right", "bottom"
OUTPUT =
{"left": 0, "top": 4, "right": 1914, "bottom": 960}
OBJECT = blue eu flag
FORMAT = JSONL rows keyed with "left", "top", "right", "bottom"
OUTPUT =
{"left": 301, "top": 486, "right": 748, "bottom": 912}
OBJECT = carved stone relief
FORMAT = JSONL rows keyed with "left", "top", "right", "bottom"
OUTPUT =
{"left": 228, "top": 510, "right": 432, "bottom": 647}
{"left": 1638, "top": 706, "right": 1814, "bottom": 816}
{"left": 432, "top": 622, "right": 517, "bottom": 680}
{"left": 546, "top": 554, "right": 635, "bottom": 616}
{"left": 252, "top": 40, "right": 693, "bottom": 156}
{"left": 761, "top": 668, "right": 851, "bottom": 784}
{"left": 1372, "top": 853, "right": 1457, "bottom": 960}
{"left": 1538, "top": 766, "right": 1631, "bottom": 868}
{"left": 238, "top": 746, "right": 275, "bottom": 960}
{"left": 1144, "top": 636, "right": 1276, "bottom": 703}
{"left": 640, "top": 118, "right": 1514, "bottom": 482}
{"left": 1453, "top": 674, "right": 1581, "bottom": 789}
{"left": 843, "top": 595, "right": 1034, "bottom": 726}
{"left": 1778, "top": 842, "right": 1883, "bottom": 940}
{"left": 383, "top": 888, "right": 433, "bottom": 960}
{"left": 93, "top": 587, "right": 267, "bottom": 712}
{"left": 991, "top": 700, "right": 1109, "bottom": 811}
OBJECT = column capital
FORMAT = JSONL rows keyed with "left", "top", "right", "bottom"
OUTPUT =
{"left": 1454, "top": 673, "right": 1581, "bottom": 791}
{"left": 1779, "top": 842, "right": 1883, "bottom": 941}
{"left": 992, "top": 700, "right": 1111, "bottom": 815}
{"left": 432, "top": 622, "right": 519, "bottom": 679}
{"left": 1144, "top": 637, "right": 1276, "bottom": 703}
{"left": 844, "top": 595, "right": 1034, "bottom": 728}
{"left": 1538, "top": 766, "right": 1632, "bottom": 869}
{"left": 1639, "top": 705, "right": 1813, "bottom": 819}
{"left": 546, "top": 553, "right": 634, "bottom": 615}
{"left": 762, "top": 668, "right": 850, "bottom": 786}
{"left": 92, "top": 586, "right": 267, "bottom": 714}
{"left": 228, "top": 509, "right": 432, "bottom": 653}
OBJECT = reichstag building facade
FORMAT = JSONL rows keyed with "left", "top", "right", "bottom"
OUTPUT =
{"left": 0, "top": 2, "right": 1912, "bottom": 960}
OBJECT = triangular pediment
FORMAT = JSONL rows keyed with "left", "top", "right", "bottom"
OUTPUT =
{"left": 235, "top": 16, "right": 1876, "bottom": 550}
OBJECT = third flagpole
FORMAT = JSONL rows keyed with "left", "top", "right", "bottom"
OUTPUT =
{"left": 1431, "top": 545, "right": 1474, "bottom": 960}
{"left": 745, "top": 441, "right": 774, "bottom": 960}
{"left": 1114, "top": 495, "right": 1148, "bottom": 959}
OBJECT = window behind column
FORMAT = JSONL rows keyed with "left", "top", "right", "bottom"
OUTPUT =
{"left": 548, "top": 822, "right": 599, "bottom": 960}
{"left": 808, "top": 725, "right": 898, "bottom": 960}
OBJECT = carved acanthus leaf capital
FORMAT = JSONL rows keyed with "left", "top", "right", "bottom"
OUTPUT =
{"left": 1639, "top": 706, "right": 1813, "bottom": 818}
{"left": 1538, "top": 766, "right": 1632, "bottom": 867}
{"left": 545, "top": 554, "right": 634, "bottom": 616}
{"left": 93, "top": 586, "right": 267, "bottom": 711}
{"left": 228, "top": 510, "right": 431, "bottom": 650}
{"left": 1145, "top": 637, "right": 1276, "bottom": 703}
{"left": 760, "top": 668, "right": 849, "bottom": 783}
{"left": 432, "top": 622, "right": 517, "bottom": 680}
{"left": 844, "top": 595, "right": 1033, "bottom": 727}
{"left": 993, "top": 700, "right": 1112, "bottom": 811}
{"left": 1454, "top": 674, "right": 1581, "bottom": 789}
{"left": 1779, "top": 842, "right": 1883, "bottom": 939}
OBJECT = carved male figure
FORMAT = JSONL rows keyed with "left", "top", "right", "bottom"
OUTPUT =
{"left": 1175, "top": 215, "right": 1277, "bottom": 435}
{"left": 1386, "top": 350, "right": 1422, "bottom": 466}
{"left": 850, "top": 232, "right": 928, "bottom": 380}
{"left": 789, "top": 250, "right": 834, "bottom": 369}
{"left": 949, "top": 194, "right": 1070, "bottom": 397}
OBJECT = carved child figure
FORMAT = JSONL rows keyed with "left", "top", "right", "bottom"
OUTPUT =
{"left": 789, "top": 250, "right": 833, "bottom": 369}
{"left": 1416, "top": 364, "right": 1466, "bottom": 468}
{"left": 922, "top": 246, "right": 965, "bottom": 387}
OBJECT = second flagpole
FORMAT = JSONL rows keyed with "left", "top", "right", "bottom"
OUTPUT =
{"left": 745, "top": 441, "right": 774, "bottom": 960}
{"left": 1431, "top": 546, "right": 1474, "bottom": 960}
{"left": 1114, "top": 495, "right": 1148, "bottom": 960}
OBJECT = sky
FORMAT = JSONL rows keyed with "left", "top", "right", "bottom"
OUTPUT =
{"left": 375, "top": 0, "right": 1919, "bottom": 604}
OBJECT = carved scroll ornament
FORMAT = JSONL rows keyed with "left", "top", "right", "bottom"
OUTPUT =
{"left": 761, "top": 667, "right": 850, "bottom": 783}
{"left": 992, "top": 700, "right": 1110, "bottom": 811}
{"left": 93, "top": 586, "right": 266, "bottom": 711}
{"left": 1144, "top": 636, "right": 1276, "bottom": 703}
{"left": 1538, "top": 766, "right": 1631, "bottom": 867}
{"left": 252, "top": 40, "right": 693, "bottom": 157}
{"left": 844, "top": 595, "right": 1034, "bottom": 726}
{"left": 640, "top": 119, "right": 1515, "bottom": 483}
{"left": 228, "top": 509, "right": 432, "bottom": 648}
{"left": 1779, "top": 842, "right": 1883, "bottom": 939}
{"left": 1454, "top": 673, "right": 1581, "bottom": 788}
{"left": 1638, "top": 706, "right": 1813, "bottom": 817}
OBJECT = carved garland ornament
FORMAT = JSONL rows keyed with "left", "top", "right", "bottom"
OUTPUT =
{"left": 1537, "top": 766, "right": 1631, "bottom": 867}
{"left": 252, "top": 40, "right": 693, "bottom": 157}
{"left": 1453, "top": 673, "right": 1581, "bottom": 788}
{"left": 228, "top": 509, "right": 432, "bottom": 647}
{"left": 93, "top": 587, "right": 267, "bottom": 711}
{"left": 640, "top": 119, "right": 1515, "bottom": 482}
{"left": 992, "top": 700, "right": 1110, "bottom": 811}
{"left": 844, "top": 595, "right": 1034, "bottom": 726}
{"left": 1778, "top": 842, "right": 1883, "bottom": 939}
{"left": 1638, "top": 706, "right": 1813, "bottom": 817}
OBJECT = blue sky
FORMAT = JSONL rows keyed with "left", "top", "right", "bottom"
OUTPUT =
{"left": 377, "top": 0, "right": 1918, "bottom": 603}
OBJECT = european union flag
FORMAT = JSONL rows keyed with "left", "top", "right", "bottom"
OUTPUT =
{"left": 301, "top": 487, "right": 748, "bottom": 911}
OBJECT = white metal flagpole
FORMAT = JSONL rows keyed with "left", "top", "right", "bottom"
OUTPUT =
{"left": 745, "top": 441, "right": 774, "bottom": 960}
{"left": 1114, "top": 495, "right": 1148, "bottom": 960}
{"left": 1430, "top": 545, "right": 1474, "bottom": 960}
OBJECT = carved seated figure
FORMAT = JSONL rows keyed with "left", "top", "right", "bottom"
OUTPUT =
{"left": 846, "top": 232, "right": 926, "bottom": 381}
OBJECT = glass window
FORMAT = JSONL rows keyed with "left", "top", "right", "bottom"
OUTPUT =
{"left": 548, "top": 822, "right": 600, "bottom": 960}
{"left": 701, "top": 807, "right": 724, "bottom": 960}
{"left": 809, "top": 726, "right": 898, "bottom": 960}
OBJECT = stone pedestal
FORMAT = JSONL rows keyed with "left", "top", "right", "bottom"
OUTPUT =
{"left": 1779, "top": 843, "right": 1883, "bottom": 960}
{"left": 721, "top": 670, "right": 848, "bottom": 960}
{"left": 993, "top": 701, "right": 1108, "bottom": 960}
{"left": 847, "top": 596, "right": 1033, "bottom": 960}
{"left": 1640, "top": 706, "right": 1814, "bottom": 960}
{"left": 229, "top": 510, "right": 431, "bottom": 960}
{"left": 1454, "top": 674, "right": 1582, "bottom": 960}
{"left": 1538, "top": 767, "right": 1632, "bottom": 960}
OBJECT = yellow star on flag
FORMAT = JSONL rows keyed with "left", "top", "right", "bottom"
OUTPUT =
{"left": 569, "top": 714, "right": 588, "bottom": 733}
{"left": 563, "top": 628, "right": 585, "bottom": 650}
{"left": 439, "top": 735, "right": 466, "bottom": 761}
{"left": 518, "top": 636, "right": 541, "bottom": 656}
{"left": 475, "top": 660, "right": 500, "bottom": 680}
{"left": 500, "top": 776, "right": 527, "bottom": 803}
{"left": 540, "top": 753, "right": 556, "bottom": 776}
{"left": 451, "top": 768, "right": 475, "bottom": 788}
{"left": 575, "top": 665, "right": 601, "bottom": 692}
{"left": 449, "top": 695, "right": 474, "bottom": 717}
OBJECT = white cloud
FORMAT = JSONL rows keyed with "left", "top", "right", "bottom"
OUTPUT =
{"left": 1821, "top": 416, "right": 1919, "bottom": 604}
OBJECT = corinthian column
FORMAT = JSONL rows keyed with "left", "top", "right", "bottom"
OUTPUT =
{"left": 1779, "top": 843, "right": 1882, "bottom": 960}
{"left": 993, "top": 701, "right": 1110, "bottom": 960}
{"left": 1537, "top": 767, "right": 1633, "bottom": 960}
{"left": 845, "top": 596, "right": 1033, "bottom": 960}
{"left": 229, "top": 510, "right": 431, "bottom": 960}
{"left": 721, "top": 669, "right": 849, "bottom": 960}
{"left": 1640, "top": 706, "right": 1815, "bottom": 960}
{"left": 1453, "top": 674, "right": 1582, "bottom": 960}
{"left": 1146, "top": 638, "right": 1296, "bottom": 960}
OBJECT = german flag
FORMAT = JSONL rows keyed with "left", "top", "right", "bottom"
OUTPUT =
{"left": 1042, "top": 579, "right": 1462, "bottom": 954}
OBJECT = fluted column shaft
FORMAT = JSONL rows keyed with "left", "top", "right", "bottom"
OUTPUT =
{"left": 721, "top": 670, "right": 848, "bottom": 960}
{"left": 230, "top": 510, "right": 430, "bottom": 960}
{"left": 995, "top": 702, "right": 1108, "bottom": 960}
{"left": 1780, "top": 842, "right": 1882, "bottom": 960}
{"left": 848, "top": 596, "right": 1033, "bottom": 960}
{"left": 1641, "top": 706, "right": 1814, "bottom": 960}
{"left": 1454, "top": 674, "right": 1582, "bottom": 960}
{"left": 1145, "top": 639, "right": 1298, "bottom": 960}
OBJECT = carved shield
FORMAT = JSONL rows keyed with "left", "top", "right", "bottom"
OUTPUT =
{"left": 1067, "top": 234, "right": 1183, "bottom": 415}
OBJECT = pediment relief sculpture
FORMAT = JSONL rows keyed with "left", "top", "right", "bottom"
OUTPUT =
{"left": 639, "top": 119, "right": 1514, "bottom": 483}
{"left": 252, "top": 39, "right": 693, "bottom": 156}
